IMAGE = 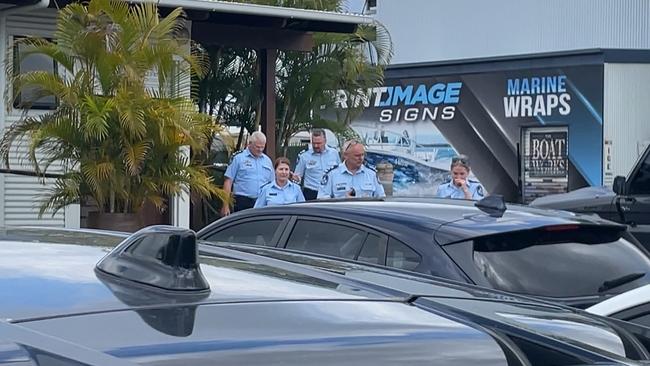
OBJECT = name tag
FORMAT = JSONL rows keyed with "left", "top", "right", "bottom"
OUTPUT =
{"left": 335, "top": 182, "right": 347, "bottom": 191}
{"left": 268, "top": 192, "right": 278, "bottom": 197}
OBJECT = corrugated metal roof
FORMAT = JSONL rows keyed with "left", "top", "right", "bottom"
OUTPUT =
{"left": 150, "top": 0, "right": 373, "bottom": 25}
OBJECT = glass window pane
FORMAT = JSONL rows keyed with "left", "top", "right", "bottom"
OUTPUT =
{"left": 286, "top": 221, "right": 365, "bottom": 259}
{"left": 14, "top": 39, "right": 57, "bottom": 109}
{"left": 386, "top": 238, "right": 421, "bottom": 271}
{"left": 358, "top": 233, "right": 382, "bottom": 264}
{"left": 629, "top": 151, "right": 650, "bottom": 195}
{"left": 628, "top": 313, "right": 650, "bottom": 328}
{"left": 203, "top": 220, "right": 282, "bottom": 246}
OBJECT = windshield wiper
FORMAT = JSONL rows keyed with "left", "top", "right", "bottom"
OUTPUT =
{"left": 598, "top": 272, "right": 646, "bottom": 293}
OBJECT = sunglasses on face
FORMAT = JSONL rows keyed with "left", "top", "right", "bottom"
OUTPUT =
{"left": 452, "top": 156, "right": 468, "bottom": 165}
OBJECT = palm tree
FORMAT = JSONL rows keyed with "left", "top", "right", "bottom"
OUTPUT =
{"left": 0, "top": 0, "right": 227, "bottom": 228}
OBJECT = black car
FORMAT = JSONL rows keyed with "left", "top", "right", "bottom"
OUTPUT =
{"left": 198, "top": 198, "right": 650, "bottom": 308}
{"left": 532, "top": 144, "right": 650, "bottom": 249}
{"left": 4, "top": 225, "right": 650, "bottom": 366}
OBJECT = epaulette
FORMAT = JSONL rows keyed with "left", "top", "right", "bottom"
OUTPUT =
{"left": 468, "top": 179, "right": 480, "bottom": 184}
{"left": 323, "top": 164, "right": 339, "bottom": 175}
{"left": 259, "top": 181, "right": 271, "bottom": 189}
{"left": 229, "top": 150, "right": 244, "bottom": 163}
{"left": 298, "top": 148, "right": 308, "bottom": 156}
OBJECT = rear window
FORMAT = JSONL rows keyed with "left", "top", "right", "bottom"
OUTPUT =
{"left": 472, "top": 226, "right": 650, "bottom": 297}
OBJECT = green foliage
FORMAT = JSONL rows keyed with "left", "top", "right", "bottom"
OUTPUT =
{"left": 196, "top": 0, "right": 393, "bottom": 154}
{"left": 0, "top": 0, "right": 227, "bottom": 215}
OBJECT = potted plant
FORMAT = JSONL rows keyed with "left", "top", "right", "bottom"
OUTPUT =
{"left": 0, "top": 0, "right": 227, "bottom": 231}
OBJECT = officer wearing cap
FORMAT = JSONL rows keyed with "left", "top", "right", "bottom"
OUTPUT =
{"left": 255, "top": 157, "right": 305, "bottom": 208}
{"left": 317, "top": 140, "right": 385, "bottom": 199}
{"left": 222, "top": 131, "right": 274, "bottom": 215}
{"left": 293, "top": 129, "right": 341, "bottom": 200}
{"left": 436, "top": 154, "right": 485, "bottom": 200}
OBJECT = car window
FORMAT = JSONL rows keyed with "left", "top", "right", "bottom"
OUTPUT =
{"left": 357, "top": 233, "right": 383, "bottom": 264}
{"left": 629, "top": 150, "right": 650, "bottom": 195}
{"left": 202, "top": 219, "right": 282, "bottom": 246}
{"left": 472, "top": 228, "right": 650, "bottom": 297}
{"left": 386, "top": 237, "right": 421, "bottom": 271}
{"left": 285, "top": 220, "right": 366, "bottom": 259}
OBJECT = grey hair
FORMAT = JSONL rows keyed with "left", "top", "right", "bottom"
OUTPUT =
{"left": 249, "top": 131, "right": 267, "bottom": 144}
{"left": 342, "top": 139, "right": 362, "bottom": 152}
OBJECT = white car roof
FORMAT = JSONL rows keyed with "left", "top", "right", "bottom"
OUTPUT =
{"left": 587, "top": 284, "right": 650, "bottom": 316}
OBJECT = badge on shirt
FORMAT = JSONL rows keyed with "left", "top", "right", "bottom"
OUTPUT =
{"left": 335, "top": 182, "right": 347, "bottom": 191}
{"left": 243, "top": 159, "right": 254, "bottom": 168}
{"left": 307, "top": 160, "right": 317, "bottom": 168}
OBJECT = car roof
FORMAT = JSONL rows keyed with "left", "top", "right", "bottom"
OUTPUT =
{"left": 587, "top": 283, "right": 650, "bottom": 316}
{"left": 221, "top": 198, "right": 623, "bottom": 245}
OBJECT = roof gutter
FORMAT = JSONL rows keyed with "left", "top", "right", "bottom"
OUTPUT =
{"left": 1, "top": 0, "right": 49, "bottom": 15}
{"left": 147, "top": 0, "right": 373, "bottom": 25}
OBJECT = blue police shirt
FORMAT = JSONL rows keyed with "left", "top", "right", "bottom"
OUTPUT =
{"left": 225, "top": 149, "right": 274, "bottom": 198}
{"left": 436, "top": 180, "right": 485, "bottom": 200}
{"left": 254, "top": 180, "right": 305, "bottom": 208}
{"left": 294, "top": 146, "right": 341, "bottom": 191}
{"left": 317, "top": 163, "right": 386, "bottom": 199}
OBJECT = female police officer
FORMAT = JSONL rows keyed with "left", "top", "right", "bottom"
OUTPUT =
{"left": 436, "top": 154, "right": 485, "bottom": 200}
{"left": 254, "top": 157, "right": 305, "bottom": 207}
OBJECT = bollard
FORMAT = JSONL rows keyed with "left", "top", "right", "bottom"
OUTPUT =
{"left": 375, "top": 162, "right": 394, "bottom": 196}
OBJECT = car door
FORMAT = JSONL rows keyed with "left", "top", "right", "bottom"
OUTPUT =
{"left": 199, "top": 215, "right": 290, "bottom": 247}
{"left": 622, "top": 147, "right": 650, "bottom": 249}
{"left": 278, "top": 216, "right": 389, "bottom": 265}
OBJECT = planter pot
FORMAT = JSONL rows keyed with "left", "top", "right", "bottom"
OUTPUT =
{"left": 87, "top": 212, "right": 144, "bottom": 233}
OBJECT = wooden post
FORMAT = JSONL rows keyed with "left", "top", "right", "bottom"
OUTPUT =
{"left": 260, "top": 48, "right": 277, "bottom": 159}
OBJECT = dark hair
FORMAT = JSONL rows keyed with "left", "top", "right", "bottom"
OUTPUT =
{"left": 274, "top": 157, "right": 291, "bottom": 169}
{"left": 311, "top": 128, "right": 326, "bottom": 138}
{"left": 451, "top": 154, "right": 470, "bottom": 170}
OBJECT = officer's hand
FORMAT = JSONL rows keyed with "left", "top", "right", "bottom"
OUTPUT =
{"left": 220, "top": 205, "right": 231, "bottom": 217}
{"left": 454, "top": 178, "right": 468, "bottom": 190}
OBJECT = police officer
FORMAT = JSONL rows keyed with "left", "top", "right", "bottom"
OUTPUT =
{"left": 222, "top": 131, "right": 274, "bottom": 215}
{"left": 436, "top": 154, "right": 485, "bottom": 200}
{"left": 317, "top": 140, "right": 385, "bottom": 199}
{"left": 294, "top": 129, "right": 341, "bottom": 200}
{"left": 255, "top": 157, "right": 305, "bottom": 208}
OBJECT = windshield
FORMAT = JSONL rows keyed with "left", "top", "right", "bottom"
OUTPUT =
{"left": 472, "top": 228, "right": 650, "bottom": 298}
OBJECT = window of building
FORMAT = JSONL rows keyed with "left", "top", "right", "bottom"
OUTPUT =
{"left": 13, "top": 37, "right": 57, "bottom": 109}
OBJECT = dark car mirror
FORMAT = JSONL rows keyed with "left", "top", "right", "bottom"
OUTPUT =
{"left": 613, "top": 176, "right": 626, "bottom": 195}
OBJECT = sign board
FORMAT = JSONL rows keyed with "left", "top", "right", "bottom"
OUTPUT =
{"left": 521, "top": 126, "right": 569, "bottom": 203}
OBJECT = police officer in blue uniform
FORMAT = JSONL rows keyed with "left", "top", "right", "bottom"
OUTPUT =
{"left": 318, "top": 140, "right": 385, "bottom": 199}
{"left": 294, "top": 129, "right": 341, "bottom": 200}
{"left": 436, "top": 154, "right": 485, "bottom": 200}
{"left": 255, "top": 157, "right": 305, "bottom": 207}
{"left": 222, "top": 131, "right": 274, "bottom": 215}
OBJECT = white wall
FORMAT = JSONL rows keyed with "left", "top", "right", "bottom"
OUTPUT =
{"left": 603, "top": 63, "right": 650, "bottom": 185}
{"left": 376, "top": 0, "right": 650, "bottom": 64}
{"left": 0, "top": 9, "right": 70, "bottom": 227}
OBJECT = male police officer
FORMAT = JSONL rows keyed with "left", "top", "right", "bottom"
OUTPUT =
{"left": 294, "top": 129, "right": 341, "bottom": 200}
{"left": 318, "top": 140, "right": 385, "bottom": 199}
{"left": 436, "top": 154, "right": 485, "bottom": 200}
{"left": 222, "top": 131, "right": 274, "bottom": 215}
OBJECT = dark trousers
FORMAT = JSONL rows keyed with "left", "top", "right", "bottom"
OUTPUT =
{"left": 234, "top": 195, "right": 256, "bottom": 212}
{"left": 302, "top": 187, "right": 319, "bottom": 201}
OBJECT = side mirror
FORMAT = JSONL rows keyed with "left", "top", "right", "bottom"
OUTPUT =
{"left": 613, "top": 176, "right": 626, "bottom": 195}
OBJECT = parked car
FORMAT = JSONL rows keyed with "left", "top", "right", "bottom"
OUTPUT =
{"left": 587, "top": 284, "right": 650, "bottom": 327}
{"left": 532, "top": 144, "right": 650, "bottom": 250}
{"left": 4, "top": 225, "right": 650, "bottom": 365}
{"left": 198, "top": 197, "right": 650, "bottom": 308}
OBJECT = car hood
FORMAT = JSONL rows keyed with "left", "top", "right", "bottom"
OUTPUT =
{"left": 530, "top": 186, "right": 616, "bottom": 210}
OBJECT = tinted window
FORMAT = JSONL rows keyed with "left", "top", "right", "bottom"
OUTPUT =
{"left": 13, "top": 37, "right": 57, "bottom": 109}
{"left": 358, "top": 233, "right": 383, "bottom": 264}
{"left": 472, "top": 228, "right": 650, "bottom": 297}
{"left": 628, "top": 313, "right": 650, "bottom": 328}
{"left": 203, "top": 220, "right": 282, "bottom": 246}
{"left": 286, "top": 220, "right": 366, "bottom": 259}
{"left": 629, "top": 150, "right": 650, "bottom": 195}
{"left": 386, "top": 238, "right": 421, "bottom": 271}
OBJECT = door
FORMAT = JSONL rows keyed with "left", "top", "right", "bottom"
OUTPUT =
{"left": 623, "top": 146, "right": 650, "bottom": 249}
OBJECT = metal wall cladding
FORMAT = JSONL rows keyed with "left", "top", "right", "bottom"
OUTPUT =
{"left": 376, "top": 0, "right": 650, "bottom": 64}
{"left": 1, "top": 9, "right": 65, "bottom": 227}
{"left": 604, "top": 63, "right": 650, "bottom": 183}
